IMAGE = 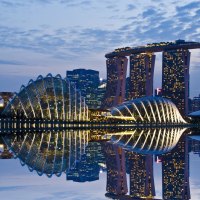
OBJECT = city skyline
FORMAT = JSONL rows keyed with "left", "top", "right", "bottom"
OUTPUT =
{"left": 0, "top": 0, "right": 200, "bottom": 97}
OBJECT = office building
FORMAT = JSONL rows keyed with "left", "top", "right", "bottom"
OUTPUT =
{"left": 129, "top": 53, "right": 155, "bottom": 100}
{"left": 96, "top": 79, "right": 106, "bottom": 108}
{"left": 66, "top": 69, "right": 100, "bottom": 109}
{"left": 191, "top": 95, "right": 200, "bottom": 112}
{"left": 67, "top": 142, "right": 105, "bottom": 182}
{"left": 102, "top": 56, "right": 128, "bottom": 109}
{"left": 162, "top": 49, "right": 190, "bottom": 115}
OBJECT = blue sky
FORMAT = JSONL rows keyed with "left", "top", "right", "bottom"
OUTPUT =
{"left": 0, "top": 0, "right": 200, "bottom": 97}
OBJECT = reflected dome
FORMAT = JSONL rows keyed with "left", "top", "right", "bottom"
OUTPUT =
{"left": 3, "top": 74, "right": 88, "bottom": 121}
{"left": 108, "top": 128, "right": 187, "bottom": 154}
{"left": 110, "top": 97, "right": 185, "bottom": 124}
{"left": 2, "top": 130, "right": 90, "bottom": 177}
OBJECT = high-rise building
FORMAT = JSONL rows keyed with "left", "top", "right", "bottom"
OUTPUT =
{"left": 127, "top": 152, "right": 155, "bottom": 198}
{"left": 162, "top": 136, "right": 190, "bottom": 200}
{"left": 96, "top": 79, "right": 106, "bottom": 109}
{"left": 66, "top": 69, "right": 100, "bottom": 109}
{"left": 67, "top": 142, "right": 105, "bottom": 182}
{"left": 129, "top": 53, "right": 155, "bottom": 100}
{"left": 188, "top": 138, "right": 200, "bottom": 157}
{"left": 104, "top": 142, "right": 128, "bottom": 195}
{"left": 102, "top": 56, "right": 128, "bottom": 109}
{"left": 162, "top": 49, "right": 190, "bottom": 115}
{"left": 191, "top": 95, "right": 200, "bottom": 112}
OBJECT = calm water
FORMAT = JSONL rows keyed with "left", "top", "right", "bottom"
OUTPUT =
{"left": 0, "top": 128, "right": 200, "bottom": 200}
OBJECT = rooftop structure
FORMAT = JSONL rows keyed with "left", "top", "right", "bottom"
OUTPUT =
{"left": 105, "top": 40, "right": 200, "bottom": 58}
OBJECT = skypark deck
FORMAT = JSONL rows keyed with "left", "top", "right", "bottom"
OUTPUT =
{"left": 105, "top": 40, "right": 200, "bottom": 58}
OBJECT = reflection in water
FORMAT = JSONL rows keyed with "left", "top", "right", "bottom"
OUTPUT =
{"left": 104, "top": 128, "right": 192, "bottom": 200}
{"left": 107, "top": 128, "right": 187, "bottom": 154}
{"left": 161, "top": 136, "right": 190, "bottom": 200}
{"left": 2, "top": 130, "right": 90, "bottom": 177}
{"left": 1, "top": 128, "right": 200, "bottom": 199}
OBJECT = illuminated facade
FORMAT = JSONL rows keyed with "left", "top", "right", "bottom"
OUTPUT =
{"left": 2, "top": 130, "right": 90, "bottom": 177}
{"left": 66, "top": 69, "right": 100, "bottom": 109}
{"left": 3, "top": 74, "right": 88, "bottom": 121}
{"left": 162, "top": 136, "right": 190, "bottom": 200}
{"left": 191, "top": 95, "right": 200, "bottom": 112}
{"left": 109, "top": 128, "right": 186, "bottom": 154}
{"left": 129, "top": 53, "right": 155, "bottom": 100}
{"left": 128, "top": 152, "right": 155, "bottom": 198}
{"left": 162, "top": 49, "right": 190, "bottom": 115}
{"left": 110, "top": 97, "right": 186, "bottom": 124}
{"left": 67, "top": 142, "right": 105, "bottom": 182}
{"left": 102, "top": 56, "right": 128, "bottom": 109}
{"left": 105, "top": 40, "right": 199, "bottom": 114}
{"left": 104, "top": 142, "right": 128, "bottom": 195}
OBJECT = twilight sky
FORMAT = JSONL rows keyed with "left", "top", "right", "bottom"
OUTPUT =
{"left": 0, "top": 0, "right": 200, "bottom": 97}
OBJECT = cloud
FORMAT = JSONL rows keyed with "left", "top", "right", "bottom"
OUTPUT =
{"left": 127, "top": 4, "right": 136, "bottom": 11}
{"left": 176, "top": 1, "right": 200, "bottom": 12}
{"left": 0, "top": 60, "right": 24, "bottom": 65}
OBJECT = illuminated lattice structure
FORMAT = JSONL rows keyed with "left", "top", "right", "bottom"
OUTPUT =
{"left": 107, "top": 128, "right": 187, "bottom": 154}
{"left": 2, "top": 130, "right": 90, "bottom": 177}
{"left": 3, "top": 74, "right": 88, "bottom": 121}
{"left": 110, "top": 97, "right": 186, "bottom": 124}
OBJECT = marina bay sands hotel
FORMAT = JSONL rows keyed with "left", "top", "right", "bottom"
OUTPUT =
{"left": 102, "top": 40, "right": 200, "bottom": 115}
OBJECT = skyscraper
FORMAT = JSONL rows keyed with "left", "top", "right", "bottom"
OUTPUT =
{"left": 104, "top": 142, "right": 128, "bottom": 195}
{"left": 162, "top": 136, "right": 190, "bottom": 200}
{"left": 191, "top": 95, "right": 200, "bottom": 112}
{"left": 127, "top": 152, "right": 155, "bottom": 198}
{"left": 102, "top": 56, "right": 128, "bottom": 109}
{"left": 96, "top": 79, "right": 106, "bottom": 109}
{"left": 66, "top": 69, "right": 100, "bottom": 109}
{"left": 129, "top": 53, "right": 155, "bottom": 100}
{"left": 162, "top": 49, "right": 190, "bottom": 115}
{"left": 66, "top": 142, "right": 105, "bottom": 182}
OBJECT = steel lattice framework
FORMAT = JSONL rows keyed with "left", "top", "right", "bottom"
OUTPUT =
{"left": 107, "top": 128, "right": 187, "bottom": 154}
{"left": 3, "top": 74, "right": 88, "bottom": 121}
{"left": 110, "top": 97, "right": 186, "bottom": 124}
{"left": 2, "top": 130, "right": 90, "bottom": 177}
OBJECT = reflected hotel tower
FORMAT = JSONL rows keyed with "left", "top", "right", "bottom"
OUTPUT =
{"left": 105, "top": 129, "right": 190, "bottom": 199}
{"left": 103, "top": 40, "right": 200, "bottom": 115}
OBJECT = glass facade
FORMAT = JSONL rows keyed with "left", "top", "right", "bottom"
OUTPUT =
{"left": 66, "top": 69, "right": 100, "bottom": 109}
{"left": 109, "top": 128, "right": 186, "bottom": 154}
{"left": 110, "top": 97, "right": 185, "bottom": 124}
{"left": 2, "top": 130, "right": 90, "bottom": 177}
{"left": 3, "top": 74, "right": 88, "bottom": 121}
